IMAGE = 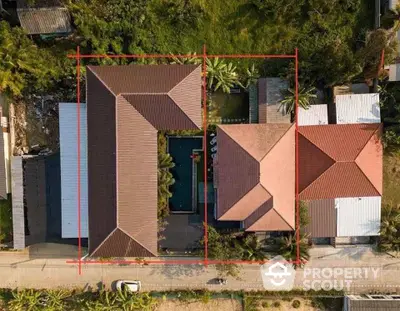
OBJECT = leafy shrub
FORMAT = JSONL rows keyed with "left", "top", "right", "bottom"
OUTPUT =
{"left": 261, "top": 301, "right": 270, "bottom": 308}
{"left": 292, "top": 299, "right": 301, "bottom": 308}
{"left": 272, "top": 300, "right": 281, "bottom": 308}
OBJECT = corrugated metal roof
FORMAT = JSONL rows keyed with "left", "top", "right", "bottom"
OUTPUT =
{"left": 258, "top": 78, "right": 290, "bottom": 124}
{"left": 336, "top": 197, "right": 381, "bottom": 237}
{"left": 11, "top": 157, "right": 25, "bottom": 249}
{"left": 304, "top": 199, "right": 336, "bottom": 238}
{"left": 17, "top": 8, "right": 72, "bottom": 35}
{"left": 298, "top": 105, "right": 328, "bottom": 126}
{"left": 389, "top": 63, "right": 400, "bottom": 81}
{"left": 346, "top": 296, "right": 400, "bottom": 310}
{"left": 336, "top": 94, "right": 381, "bottom": 124}
{"left": 86, "top": 65, "right": 201, "bottom": 256}
{"left": 59, "top": 103, "right": 88, "bottom": 238}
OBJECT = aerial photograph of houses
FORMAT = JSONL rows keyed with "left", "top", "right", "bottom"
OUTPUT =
{"left": 0, "top": 0, "right": 400, "bottom": 310}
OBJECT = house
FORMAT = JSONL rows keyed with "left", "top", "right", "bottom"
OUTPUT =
{"left": 300, "top": 124, "right": 382, "bottom": 244}
{"left": 344, "top": 295, "right": 400, "bottom": 310}
{"left": 59, "top": 65, "right": 201, "bottom": 257}
{"left": 16, "top": 0, "right": 72, "bottom": 36}
{"left": 214, "top": 123, "right": 295, "bottom": 231}
{"left": 249, "top": 78, "right": 289, "bottom": 124}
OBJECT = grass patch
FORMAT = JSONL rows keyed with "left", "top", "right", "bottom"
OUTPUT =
{"left": 383, "top": 151, "right": 400, "bottom": 206}
{"left": 0, "top": 195, "right": 12, "bottom": 243}
{"left": 209, "top": 90, "right": 249, "bottom": 124}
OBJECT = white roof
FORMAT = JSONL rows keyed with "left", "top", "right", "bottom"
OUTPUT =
{"left": 336, "top": 197, "right": 381, "bottom": 237}
{"left": 298, "top": 104, "right": 328, "bottom": 126}
{"left": 59, "top": 103, "right": 88, "bottom": 238}
{"left": 389, "top": 63, "right": 400, "bottom": 81}
{"left": 336, "top": 93, "right": 380, "bottom": 124}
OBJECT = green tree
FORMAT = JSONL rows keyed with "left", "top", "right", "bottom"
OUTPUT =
{"left": 379, "top": 203, "right": 400, "bottom": 255}
{"left": 238, "top": 234, "right": 267, "bottom": 261}
{"left": 158, "top": 153, "right": 175, "bottom": 172}
{"left": 299, "top": 201, "right": 310, "bottom": 228}
{"left": 243, "top": 64, "right": 260, "bottom": 89}
{"left": 279, "top": 86, "right": 317, "bottom": 115}
{"left": 275, "top": 232, "right": 310, "bottom": 265}
{"left": 206, "top": 58, "right": 241, "bottom": 93}
{"left": 201, "top": 224, "right": 242, "bottom": 278}
{"left": 0, "top": 21, "right": 57, "bottom": 97}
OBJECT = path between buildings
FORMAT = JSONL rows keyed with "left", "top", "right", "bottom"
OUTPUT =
{"left": 0, "top": 246, "right": 399, "bottom": 294}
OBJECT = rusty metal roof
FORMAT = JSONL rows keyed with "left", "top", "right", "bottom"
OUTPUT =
{"left": 17, "top": 0, "right": 72, "bottom": 35}
{"left": 299, "top": 124, "right": 382, "bottom": 200}
{"left": 87, "top": 65, "right": 201, "bottom": 257}
{"left": 216, "top": 123, "right": 295, "bottom": 231}
{"left": 303, "top": 199, "right": 336, "bottom": 238}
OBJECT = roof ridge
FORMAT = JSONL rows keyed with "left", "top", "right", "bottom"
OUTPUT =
{"left": 299, "top": 162, "right": 337, "bottom": 199}
{"left": 168, "top": 64, "right": 201, "bottom": 96}
{"left": 90, "top": 228, "right": 118, "bottom": 256}
{"left": 354, "top": 125, "right": 381, "bottom": 160}
{"left": 260, "top": 123, "right": 294, "bottom": 163}
{"left": 118, "top": 227, "right": 157, "bottom": 256}
{"left": 354, "top": 159, "right": 382, "bottom": 196}
{"left": 218, "top": 182, "right": 265, "bottom": 220}
{"left": 299, "top": 132, "right": 336, "bottom": 163}
{"left": 246, "top": 207, "right": 293, "bottom": 231}
{"left": 86, "top": 66, "right": 117, "bottom": 97}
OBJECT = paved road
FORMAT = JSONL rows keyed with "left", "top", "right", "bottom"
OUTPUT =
{"left": 1, "top": 248, "right": 400, "bottom": 294}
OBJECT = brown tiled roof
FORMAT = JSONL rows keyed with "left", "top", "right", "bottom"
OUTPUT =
{"left": 299, "top": 124, "right": 382, "bottom": 200}
{"left": 216, "top": 124, "right": 295, "bottom": 231}
{"left": 87, "top": 65, "right": 201, "bottom": 257}
{"left": 303, "top": 199, "right": 336, "bottom": 238}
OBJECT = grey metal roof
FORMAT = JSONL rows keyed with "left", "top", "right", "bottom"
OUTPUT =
{"left": 11, "top": 156, "right": 25, "bottom": 250}
{"left": 347, "top": 299, "right": 400, "bottom": 310}
{"left": 17, "top": 0, "right": 72, "bottom": 35}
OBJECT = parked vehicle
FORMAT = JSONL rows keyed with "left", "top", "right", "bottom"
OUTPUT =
{"left": 115, "top": 280, "right": 141, "bottom": 292}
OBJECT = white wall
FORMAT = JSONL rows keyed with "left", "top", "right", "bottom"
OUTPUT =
{"left": 59, "top": 103, "right": 88, "bottom": 238}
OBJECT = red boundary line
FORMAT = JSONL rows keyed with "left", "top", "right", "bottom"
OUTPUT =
{"left": 295, "top": 48, "right": 300, "bottom": 264}
{"left": 76, "top": 46, "right": 82, "bottom": 275}
{"left": 202, "top": 44, "right": 208, "bottom": 266}
{"left": 70, "top": 49, "right": 301, "bottom": 273}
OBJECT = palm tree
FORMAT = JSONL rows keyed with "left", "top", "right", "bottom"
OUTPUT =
{"left": 158, "top": 170, "right": 175, "bottom": 199}
{"left": 41, "top": 289, "right": 69, "bottom": 311}
{"left": 170, "top": 52, "right": 201, "bottom": 65}
{"left": 206, "top": 58, "right": 241, "bottom": 93}
{"left": 379, "top": 203, "right": 400, "bottom": 254}
{"left": 279, "top": 86, "right": 317, "bottom": 115}
{"left": 275, "top": 232, "right": 310, "bottom": 266}
{"left": 158, "top": 153, "right": 175, "bottom": 172}
{"left": 238, "top": 234, "right": 267, "bottom": 261}
{"left": 244, "top": 64, "right": 260, "bottom": 89}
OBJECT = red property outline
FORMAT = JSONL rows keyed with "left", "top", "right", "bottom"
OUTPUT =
{"left": 67, "top": 46, "right": 299, "bottom": 274}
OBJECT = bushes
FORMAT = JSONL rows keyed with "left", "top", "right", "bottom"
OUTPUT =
{"left": 292, "top": 299, "right": 301, "bottom": 308}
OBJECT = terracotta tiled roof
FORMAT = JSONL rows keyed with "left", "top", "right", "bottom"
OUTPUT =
{"left": 299, "top": 124, "right": 382, "bottom": 200}
{"left": 87, "top": 65, "right": 201, "bottom": 257}
{"left": 216, "top": 124, "right": 295, "bottom": 231}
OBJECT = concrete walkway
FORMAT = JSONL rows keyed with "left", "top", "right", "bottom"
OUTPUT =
{"left": 0, "top": 246, "right": 399, "bottom": 294}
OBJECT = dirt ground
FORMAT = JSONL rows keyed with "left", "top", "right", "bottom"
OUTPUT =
{"left": 155, "top": 299, "right": 242, "bottom": 311}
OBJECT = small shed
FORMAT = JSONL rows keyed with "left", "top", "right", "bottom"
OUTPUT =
{"left": 298, "top": 104, "right": 328, "bottom": 126}
{"left": 257, "top": 78, "right": 290, "bottom": 124}
{"left": 59, "top": 103, "right": 88, "bottom": 238}
{"left": 336, "top": 93, "right": 381, "bottom": 124}
{"left": 16, "top": 0, "right": 72, "bottom": 35}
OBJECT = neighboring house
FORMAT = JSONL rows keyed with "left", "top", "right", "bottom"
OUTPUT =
{"left": 16, "top": 0, "right": 72, "bottom": 35}
{"left": 249, "top": 78, "right": 289, "bottom": 124}
{"left": 214, "top": 123, "right": 295, "bottom": 231}
{"left": 79, "top": 65, "right": 201, "bottom": 257}
{"left": 344, "top": 294, "right": 400, "bottom": 310}
{"left": 11, "top": 154, "right": 61, "bottom": 249}
{"left": 385, "top": 0, "right": 400, "bottom": 81}
{"left": 300, "top": 124, "right": 382, "bottom": 244}
{"left": 336, "top": 93, "right": 381, "bottom": 124}
{"left": 59, "top": 103, "right": 88, "bottom": 239}
{"left": 298, "top": 104, "right": 328, "bottom": 126}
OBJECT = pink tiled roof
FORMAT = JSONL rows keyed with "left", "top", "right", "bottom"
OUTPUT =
{"left": 299, "top": 124, "right": 382, "bottom": 200}
{"left": 216, "top": 124, "right": 295, "bottom": 231}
